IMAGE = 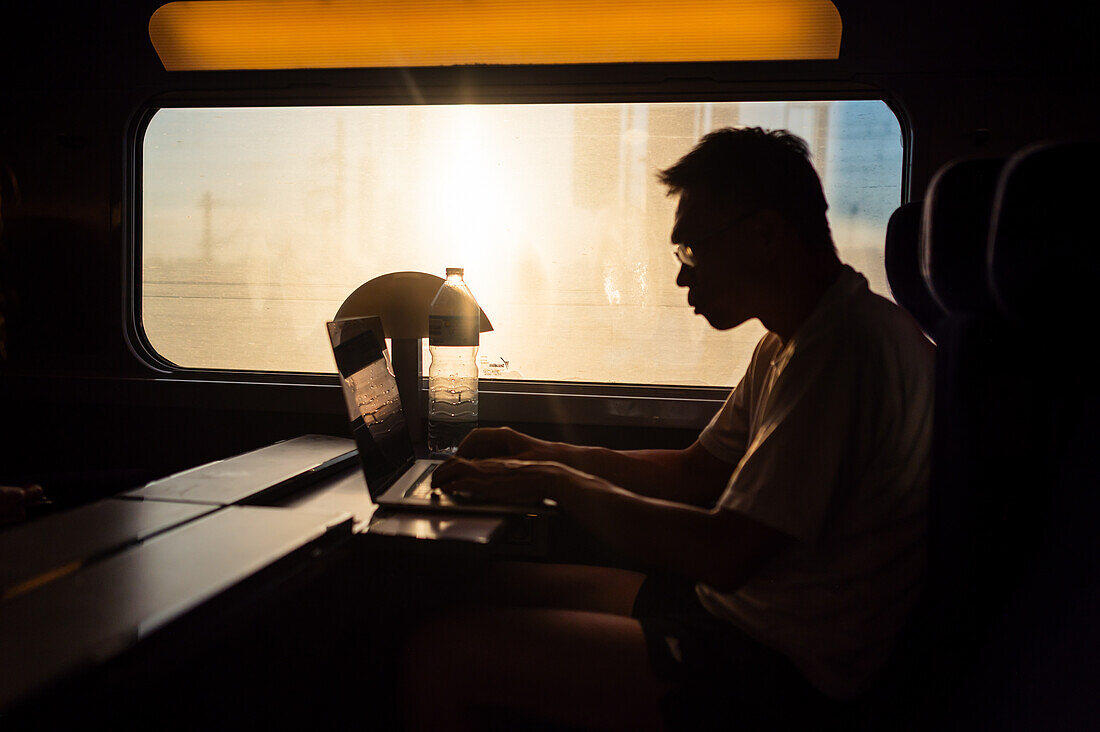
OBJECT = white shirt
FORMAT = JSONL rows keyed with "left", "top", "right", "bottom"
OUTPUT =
{"left": 696, "top": 265, "right": 934, "bottom": 699}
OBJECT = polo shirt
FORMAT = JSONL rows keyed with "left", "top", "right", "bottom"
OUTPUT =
{"left": 696, "top": 265, "right": 935, "bottom": 699}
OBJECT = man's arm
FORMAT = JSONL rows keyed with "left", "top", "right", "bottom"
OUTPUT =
{"left": 455, "top": 427, "right": 734, "bottom": 507}
{"left": 433, "top": 459, "right": 791, "bottom": 590}
{"left": 568, "top": 441, "right": 735, "bottom": 507}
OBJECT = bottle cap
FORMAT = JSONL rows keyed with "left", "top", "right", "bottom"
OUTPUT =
{"left": 446, "top": 267, "right": 464, "bottom": 276}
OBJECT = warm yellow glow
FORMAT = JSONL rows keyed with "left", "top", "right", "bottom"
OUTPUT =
{"left": 2, "top": 561, "right": 82, "bottom": 600}
{"left": 149, "top": 0, "right": 842, "bottom": 71}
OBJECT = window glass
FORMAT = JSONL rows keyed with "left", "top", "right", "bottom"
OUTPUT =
{"left": 142, "top": 100, "right": 902, "bottom": 385}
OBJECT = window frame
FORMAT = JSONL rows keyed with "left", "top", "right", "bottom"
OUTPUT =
{"left": 123, "top": 65, "right": 911, "bottom": 429}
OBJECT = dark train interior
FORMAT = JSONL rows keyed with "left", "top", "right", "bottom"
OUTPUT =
{"left": 1, "top": 1, "right": 1096, "bottom": 729}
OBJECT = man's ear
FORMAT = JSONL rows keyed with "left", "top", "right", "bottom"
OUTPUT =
{"left": 755, "top": 209, "right": 800, "bottom": 253}
{"left": 753, "top": 208, "right": 785, "bottom": 232}
{"left": 749, "top": 209, "right": 779, "bottom": 251}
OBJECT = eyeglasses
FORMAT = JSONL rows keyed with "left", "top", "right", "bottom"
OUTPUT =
{"left": 673, "top": 242, "right": 698, "bottom": 268}
{"left": 672, "top": 208, "right": 760, "bottom": 268}
{"left": 668, "top": 242, "right": 695, "bottom": 268}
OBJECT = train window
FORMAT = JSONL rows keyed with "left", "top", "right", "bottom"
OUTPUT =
{"left": 140, "top": 99, "right": 902, "bottom": 386}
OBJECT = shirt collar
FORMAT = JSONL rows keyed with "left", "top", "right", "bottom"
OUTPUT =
{"left": 770, "top": 265, "right": 867, "bottom": 368}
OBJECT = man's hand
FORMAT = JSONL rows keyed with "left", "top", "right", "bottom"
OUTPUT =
{"left": 455, "top": 426, "right": 559, "bottom": 462}
{"left": 455, "top": 431, "right": 734, "bottom": 508}
{"left": 432, "top": 456, "right": 590, "bottom": 506}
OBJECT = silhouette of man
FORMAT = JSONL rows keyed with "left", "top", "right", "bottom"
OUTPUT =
{"left": 401, "top": 128, "right": 934, "bottom": 731}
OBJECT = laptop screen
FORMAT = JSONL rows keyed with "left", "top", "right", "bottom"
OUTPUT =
{"left": 327, "top": 317, "right": 416, "bottom": 494}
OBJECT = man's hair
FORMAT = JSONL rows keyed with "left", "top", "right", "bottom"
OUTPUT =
{"left": 658, "top": 127, "right": 835, "bottom": 255}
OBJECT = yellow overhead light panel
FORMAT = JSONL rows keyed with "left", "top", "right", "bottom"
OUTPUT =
{"left": 149, "top": 0, "right": 842, "bottom": 71}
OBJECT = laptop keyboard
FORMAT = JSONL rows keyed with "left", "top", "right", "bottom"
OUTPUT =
{"left": 404, "top": 462, "right": 441, "bottom": 499}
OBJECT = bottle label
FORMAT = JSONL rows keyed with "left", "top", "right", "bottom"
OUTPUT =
{"left": 428, "top": 315, "right": 479, "bottom": 346}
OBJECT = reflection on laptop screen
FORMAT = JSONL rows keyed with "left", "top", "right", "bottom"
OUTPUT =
{"left": 327, "top": 317, "right": 415, "bottom": 491}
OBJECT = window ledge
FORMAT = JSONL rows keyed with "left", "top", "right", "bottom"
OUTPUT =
{"left": 1, "top": 372, "right": 725, "bottom": 430}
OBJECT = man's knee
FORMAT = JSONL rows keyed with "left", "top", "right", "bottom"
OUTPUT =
{"left": 481, "top": 561, "right": 646, "bottom": 614}
{"left": 401, "top": 611, "right": 466, "bottom": 687}
{"left": 400, "top": 610, "right": 487, "bottom": 731}
{"left": 401, "top": 606, "right": 667, "bottom": 731}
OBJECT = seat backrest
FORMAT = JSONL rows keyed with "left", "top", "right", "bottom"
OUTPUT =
{"left": 989, "top": 140, "right": 1100, "bottom": 337}
{"left": 955, "top": 140, "right": 1100, "bottom": 728}
{"left": 921, "top": 156, "right": 1007, "bottom": 590}
{"left": 885, "top": 200, "right": 944, "bottom": 340}
{"left": 985, "top": 140, "right": 1099, "bottom": 478}
{"left": 922, "top": 157, "right": 1004, "bottom": 318}
{"left": 868, "top": 156, "right": 1008, "bottom": 725}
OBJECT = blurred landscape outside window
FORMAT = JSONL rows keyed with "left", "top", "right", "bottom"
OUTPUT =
{"left": 142, "top": 100, "right": 902, "bottom": 386}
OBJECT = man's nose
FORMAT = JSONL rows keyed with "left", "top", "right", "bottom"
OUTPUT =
{"left": 676, "top": 264, "right": 693, "bottom": 288}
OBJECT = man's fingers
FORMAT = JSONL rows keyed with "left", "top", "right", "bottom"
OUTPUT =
{"left": 454, "top": 434, "right": 491, "bottom": 458}
{"left": 432, "top": 457, "right": 555, "bottom": 507}
{"left": 455, "top": 429, "right": 509, "bottom": 458}
{"left": 436, "top": 474, "right": 496, "bottom": 500}
{"left": 435, "top": 456, "right": 516, "bottom": 484}
{"left": 432, "top": 456, "right": 473, "bottom": 484}
{"left": 455, "top": 426, "right": 533, "bottom": 459}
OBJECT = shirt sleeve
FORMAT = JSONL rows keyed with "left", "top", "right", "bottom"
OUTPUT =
{"left": 717, "top": 333, "right": 862, "bottom": 544}
{"left": 698, "top": 334, "right": 778, "bottom": 465}
{"left": 698, "top": 369, "right": 753, "bottom": 466}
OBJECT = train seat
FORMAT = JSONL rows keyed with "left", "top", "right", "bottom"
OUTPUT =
{"left": 885, "top": 200, "right": 945, "bottom": 340}
{"left": 830, "top": 156, "right": 1012, "bottom": 730}
{"left": 955, "top": 139, "right": 1100, "bottom": 728}
{"left": 916, "top": 155, "right": 1015, "bottom": 715}
{"left": 988, "top": 140, "right": 1099, "bottom": 334}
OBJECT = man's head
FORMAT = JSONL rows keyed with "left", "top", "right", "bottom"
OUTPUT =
{"left": 658, "top": 127, "right": 838, "bottom": 332}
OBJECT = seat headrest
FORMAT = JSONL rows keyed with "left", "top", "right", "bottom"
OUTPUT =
{"left": 988, "top": 140, "right": 1100, "bottom": 327}
{"left": 886, "top": 201, "right": 944, "bottom": 337}
{"left": 922, "top": 157, "right": 1005, "bottom": 316}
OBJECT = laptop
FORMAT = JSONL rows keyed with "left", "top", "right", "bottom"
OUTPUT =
{"left": 327, "top": 316, "right": 554, "bottom": 516}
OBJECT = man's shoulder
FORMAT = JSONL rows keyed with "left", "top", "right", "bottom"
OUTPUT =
{"left": 807, "top": 276, "right": 933, "bottom": 371}
{"left": 837, "top": 288, "right": 936, "bottom": 382}
{"left": 855, "top": 288, "right": 932, "bottom": 346}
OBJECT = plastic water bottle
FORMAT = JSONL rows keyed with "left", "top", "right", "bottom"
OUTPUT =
{"left": 427, "top": 268, "right": 479, "bottom": 454}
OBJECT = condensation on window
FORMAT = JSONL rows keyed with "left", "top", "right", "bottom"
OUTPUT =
{"left": 141, "top": 101, "right": 902, "bottom": 386}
